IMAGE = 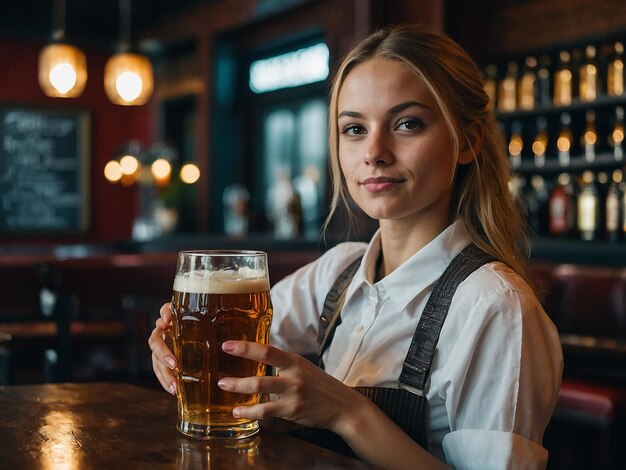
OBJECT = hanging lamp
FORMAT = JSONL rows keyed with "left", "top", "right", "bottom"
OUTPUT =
{"left": 104, "top": 0, "right": 154, "bottom": 106}
{"left": 38, "top": 0, "right": 87, "bottom": 98}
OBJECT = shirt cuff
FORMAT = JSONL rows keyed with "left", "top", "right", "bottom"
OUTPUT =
{"left": 442, "top": 429, "right": 548, "bottom": 470}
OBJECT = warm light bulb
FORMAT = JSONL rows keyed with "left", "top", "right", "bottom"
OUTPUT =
{"left": 557, "top": 136, "right": 571, "bottom": 152}
{"left": 584, "top": 131, "right": 597, "bottom": 145}
{"left": 49, "top": 63, "right": 77, "bottom": 94}
{"left": 38, "top": 43, "right": 87, "bottom": 98}
{"left": 532, "top": 140, "right": 546, "bottom": 155}
{"left": 104, "top": 52, "right": 153, "bottom": 105}
{"left": 508, "top": 136, "right": 523, "bottom": 155}
{"left": 116, "top": 71, "right": 143, "bottom": 102}
{"left": 180, "top": 163, "right": 200, "bottom": 184}
{"left": 104, "top": 160, "right": 123, "bottom": 183}
{"left": 613, "top": 128, "right": 624, "bottom": 144}
{"left": 120, "top": 155, "right": 140, "bottom": 175}
{"left": 151, "top": 158, "right": 171, "bottom": 179}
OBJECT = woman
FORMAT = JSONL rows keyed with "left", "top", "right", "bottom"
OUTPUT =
{"left": 150, "top": 25, "right": 562, "bottom": 469}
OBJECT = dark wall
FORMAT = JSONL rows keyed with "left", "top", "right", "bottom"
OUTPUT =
{"left": 448, "top": 0, "right": 626, "bottom": 63}
{"left": 0, "top": 39, "right": 154, "bottom": 246}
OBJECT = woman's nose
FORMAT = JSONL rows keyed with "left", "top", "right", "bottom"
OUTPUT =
{"left": 364, "top": 132, "right": 393, "bottom": 166}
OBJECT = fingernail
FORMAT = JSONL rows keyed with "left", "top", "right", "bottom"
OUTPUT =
{"left": 222, "top": 341, "right": 234, "bottom": 352}
{"left": 165, "top": 356, "right": 176, "bottom": 369}
{"left": 232, "top": 407, "right": 241, "bottom": 418}
{"left": 169, "top": 383, "right": 176, "bottom": 395}
{"left": 217, "top": 379, "right": 230, "bottom": 389}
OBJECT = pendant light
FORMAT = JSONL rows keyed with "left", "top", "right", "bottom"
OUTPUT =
{"left": 104, "top": 0, "right": 154, "bottom": 106}
{"left": 38, "top": 0, "right": 87, "bottom": 98}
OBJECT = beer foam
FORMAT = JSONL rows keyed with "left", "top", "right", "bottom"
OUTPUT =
{"left": 173, "top": 268, "right": 269, "bottom": 294}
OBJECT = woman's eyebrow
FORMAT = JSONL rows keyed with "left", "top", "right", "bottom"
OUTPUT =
{"left": 338, "top": 101, "right": 432, "bottom": 119}
{"left": 338, "top": 110, "right": 364, "bottom": 119}
{"left": 389, "top": 101, "right": 432, "bottom": 114}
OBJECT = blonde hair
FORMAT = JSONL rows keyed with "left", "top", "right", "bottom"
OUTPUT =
{"left": 325, "top": 24, "right": 531, "bottom": 282}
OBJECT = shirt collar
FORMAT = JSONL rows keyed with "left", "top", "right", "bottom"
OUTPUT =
{"left": 345, "top": 219, "right": 473, "bottom": 313}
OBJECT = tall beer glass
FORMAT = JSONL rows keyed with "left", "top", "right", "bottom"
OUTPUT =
{"left": 171, "top": 250, "right": 272, "bottom": 439}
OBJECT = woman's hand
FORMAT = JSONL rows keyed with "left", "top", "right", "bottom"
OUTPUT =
{"left": 147, "top": 303, "right": 177, "bottom": 395}
{"left": 216, "top": 340, "right": 367, "bottom": 434}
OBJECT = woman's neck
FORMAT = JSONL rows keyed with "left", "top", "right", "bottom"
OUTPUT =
{"left": 377, "top": 217, "right": 452, "bottom": 279}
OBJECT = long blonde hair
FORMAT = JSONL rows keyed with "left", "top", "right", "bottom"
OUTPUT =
{"left": 325, "top": 25, "right": 531, "bottom": 282}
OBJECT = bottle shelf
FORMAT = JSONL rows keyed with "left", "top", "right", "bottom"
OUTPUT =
{"left": 485, "top": 33, "right": 626, "bottom": 261}
{"left": 496, "top": 94, "right": 626, "bottom": 120}
{"left": 531, "top": 237, "right": 626, "bottom": 266}
{"left": 513, "top": 152, "right": 624, "bottom": 175}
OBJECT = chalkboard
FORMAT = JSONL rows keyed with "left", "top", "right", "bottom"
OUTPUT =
{"left": 0, "top": 106, "right": 90, "bottom": 234}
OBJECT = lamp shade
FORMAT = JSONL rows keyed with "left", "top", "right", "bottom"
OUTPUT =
{"left": 104, "top": 52, "right": 154, "bottom": 105}
{"left": 38, "top": 43, "right": 87, "bottom": 98}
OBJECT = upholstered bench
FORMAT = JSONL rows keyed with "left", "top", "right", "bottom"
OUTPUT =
{"left": 529, "top": 262, "right": 626, "bottom": 469}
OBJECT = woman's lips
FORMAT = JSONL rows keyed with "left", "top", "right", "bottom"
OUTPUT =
{"left": 360, "top": 177, "right": 404, "bottom": 193}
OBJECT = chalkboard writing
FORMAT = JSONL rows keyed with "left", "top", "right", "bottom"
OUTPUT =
{"left": 0, "top": 106, "right": 90, "bottom": 234}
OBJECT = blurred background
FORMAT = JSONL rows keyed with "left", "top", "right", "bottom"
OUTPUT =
{"left": 1, "top": 2, "right": 626, "bottom": 468}
{"left": 0, "top": 0, "right": 622, "bottom": 249}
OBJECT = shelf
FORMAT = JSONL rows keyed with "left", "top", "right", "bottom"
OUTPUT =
{"left": 513, "top": 152, "right": 624, "bottom": 175}
{"left": 496, "top": 94, "right": 626, "bottom": 120}
{"left": 531, "top": 237, "right": 626, "bottom": 266}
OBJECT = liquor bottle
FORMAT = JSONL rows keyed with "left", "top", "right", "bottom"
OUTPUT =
{"left": 553, "top": 51, "right": 573, "bottom": 106}
{"left": 526, "top": 175, "right": 549, "bottom": 235}
{"left": 605, "top": 169, "right": 622, "bottom": 241}
{"left": 532, "top": 117, "right": 548, "bottom": 168}
{"left": 518, "top": 56, "right": 537, "bottom": 110}
{"left": 549, "top": 173, "right": 575, "bottom": 236}
{"left": 508, "top": 120, "right": 524, "bottom": 169}
{"left": 607, "top": 41, "right": 624, "bottom": 97}
{"left": 621, "top": 177, "right": 626, "bottom": 239}
{"left": 577, "top": 171, "right": 600, "bottom": 241}
{"left": 608, "top": 106, "right": 625, "bottom": 161}
{"left": 537, "top": 55, "right": 552, "bottom": 106}
{"left": 579, "top": 45, "right": 599, "bottom": 102}
{"left": 498, "top": 61, "right": 518, "bottom": 112}
{"left": 557, "top": 113, "right": 573, "bottom": 167}
{"left": 597, "top": 171, "right": 610, "bottom": 236}
{"left": 483, "top": 64, "right": 498, "bottom": 110}
{"left": 581, "top": 110, "right": 597, "bottom": 163}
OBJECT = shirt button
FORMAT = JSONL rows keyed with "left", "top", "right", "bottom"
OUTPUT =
{"left": 355, "top": 325, "right": 364, "bottom": 333}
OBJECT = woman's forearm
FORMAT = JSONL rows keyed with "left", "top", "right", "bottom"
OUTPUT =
{"left": 335, "top": 393, "right": 451, "bottom": 470}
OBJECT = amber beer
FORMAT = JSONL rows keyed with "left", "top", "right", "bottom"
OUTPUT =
{"left": 171, "top": 251, "right": 272, "bottom": 439}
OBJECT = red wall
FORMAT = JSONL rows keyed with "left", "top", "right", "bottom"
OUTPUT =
{"left": 0, "top": 39, "right": 155, "bottom": 246}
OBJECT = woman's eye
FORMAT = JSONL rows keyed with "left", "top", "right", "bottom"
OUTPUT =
{"left": 341, "top": 124, "right": 366, "bottom": 136}
{"left": 396, "top": 119, "right": 424, "bottom": 131}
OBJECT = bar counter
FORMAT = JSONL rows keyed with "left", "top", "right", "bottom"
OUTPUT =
{"left": 0, "top": 382, "right": 372, "bottom": 469}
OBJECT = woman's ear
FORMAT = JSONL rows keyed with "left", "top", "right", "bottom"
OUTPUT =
{"left": 458, "top": 123, "right": 483, "bottom": 165}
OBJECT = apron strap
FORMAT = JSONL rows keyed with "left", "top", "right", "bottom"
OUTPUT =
{"left": 316, "top": 256, "right": 363, "bottom": 366}
{"left": 399, "top": 244, "right": 496, "bottom": 392}
{"left": 308, "top": 243, "right": 497, "bottom": 453}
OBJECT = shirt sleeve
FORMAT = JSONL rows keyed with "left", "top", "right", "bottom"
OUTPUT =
{"left": 269, "top": 242, "right": 366, "bottom": 355}
{"left": 442, "top": 429, "right": 548, "bottom": 470}
{"left": 437, "top": 269, "right": 563, "bottom": 470}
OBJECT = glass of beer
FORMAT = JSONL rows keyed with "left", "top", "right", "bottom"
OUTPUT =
{"left": 171, "top": 250, "right": 273, "bottom": 439}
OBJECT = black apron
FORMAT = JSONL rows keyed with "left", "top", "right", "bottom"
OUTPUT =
{"left": 293, "top": 244, "right": 496, "bottom": 456}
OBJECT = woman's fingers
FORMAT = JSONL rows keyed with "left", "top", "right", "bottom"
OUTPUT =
{"left": 152, "top": 352, "right": 177, "bottom": 395}
{"left": 222, "top": 340, "right": 294, "bottom": 370}
{"left": 220, "top": 341, "right": 361, "bottom": 431}
{"left": 148, "top": 302, "right": 178, "bottom": 395}
{"left": 231, "top": 400, "right": 284, "bottom": 420}
{"left": 218, "top": 375, "right": 284, "bottom": 395}
{"left": 159, "top": 302, "right": 173, "bottom": 326}
{"left": 148, "top": 318, "right": 177, "bottom": 368}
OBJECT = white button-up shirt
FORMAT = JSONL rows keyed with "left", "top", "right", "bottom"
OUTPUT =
{"left": 270, "top": 220, "right": 563, "bottom": 469}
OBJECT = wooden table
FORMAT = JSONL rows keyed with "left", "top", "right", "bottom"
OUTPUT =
{"left": 0, "top": 382, "right": 372, "bottom": 469}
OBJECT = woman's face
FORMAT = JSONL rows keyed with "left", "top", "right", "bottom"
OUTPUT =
{"left": 337, "top": 57, "right": 457, "bottom": 228}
